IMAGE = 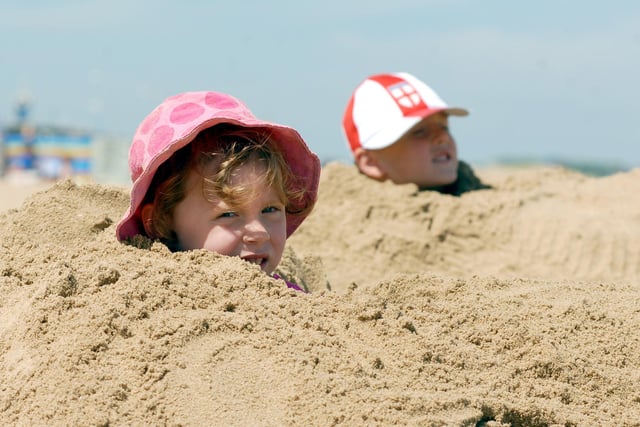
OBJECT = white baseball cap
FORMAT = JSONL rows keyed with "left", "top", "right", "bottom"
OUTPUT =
{"left": 342, "top": 72, "right": 468, "bottom": 153}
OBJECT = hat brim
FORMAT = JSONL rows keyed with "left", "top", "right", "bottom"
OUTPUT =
{"left": 361, "top": 107, "right": 468, "bottom": 151}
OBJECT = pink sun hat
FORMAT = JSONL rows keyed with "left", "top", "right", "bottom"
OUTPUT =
{"left": 116, "top": 91, "right": 321, "bottom": 241}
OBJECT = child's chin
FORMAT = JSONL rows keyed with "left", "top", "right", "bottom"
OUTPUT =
{"left": 436, "top": 166, "right": 459, "bottom": 184}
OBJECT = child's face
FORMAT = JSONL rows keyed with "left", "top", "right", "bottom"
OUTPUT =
{"left": 171, "top": 158, "right": 287, "bottom": 275}
{"left": 370, "top": 113, "right": 458, "bottom": 188}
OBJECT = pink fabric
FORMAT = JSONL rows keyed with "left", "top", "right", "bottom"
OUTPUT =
{"left": 116, "top": 91, "right": 321, "bottom": 241}
{"left": 272, "top": 274, "right": 307, "bottom": 293}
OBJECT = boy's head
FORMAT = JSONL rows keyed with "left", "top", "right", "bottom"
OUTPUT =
{"left": 116, "top": 92, "right": 321, "bottom": 263}
{"left": 342, "top": 72, "right": 468, "bottom": 188}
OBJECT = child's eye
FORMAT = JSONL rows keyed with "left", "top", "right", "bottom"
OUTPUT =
{"left": 263, "top": 206, "right": 282, "bottom": 214}
{"left": 218, "top": 211, "right": 237, "bottom": 218}
{"left": 412, "top": 128, "right": 428, "bottom": 138}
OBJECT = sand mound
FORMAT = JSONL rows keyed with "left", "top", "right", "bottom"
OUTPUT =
{"left": 289, "top": 163, "right": 640, "bottom": 292}
{"left": 2, "top": 165, "right": 640, "bottom": 425}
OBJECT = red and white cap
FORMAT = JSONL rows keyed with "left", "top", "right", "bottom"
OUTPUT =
{"left": 342, "top": 72, "right": 468, "bottom": 153}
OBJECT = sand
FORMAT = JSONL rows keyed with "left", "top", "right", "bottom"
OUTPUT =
{"left": 1, "top": 162, "right": 640, "bottom": 426}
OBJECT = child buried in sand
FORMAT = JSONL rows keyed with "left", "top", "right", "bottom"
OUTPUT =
{"left": 116, "top": 91, "right": 321, "bottom": 291}
{"left": 342, "top": 72, "right": 489, "bottom": 195}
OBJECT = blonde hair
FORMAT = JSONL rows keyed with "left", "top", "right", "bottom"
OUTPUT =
{"left": 142, "top": 124, "right": 307, "bottom": 251}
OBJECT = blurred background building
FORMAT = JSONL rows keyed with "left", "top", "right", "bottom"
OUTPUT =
{"left": 1, "top": 99, "right": 129, "bottom": 186}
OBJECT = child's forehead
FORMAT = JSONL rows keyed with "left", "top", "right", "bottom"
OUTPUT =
{"left": 195, "top": 160, "right": 283, "bottom": 203}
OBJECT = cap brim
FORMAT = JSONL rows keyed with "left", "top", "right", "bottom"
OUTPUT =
{"left": 361, "top": 107, "right": 468, "bottom": 150}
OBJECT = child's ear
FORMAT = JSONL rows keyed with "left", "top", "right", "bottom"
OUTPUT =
{"left": 354, "top": 148, "right": 387, "bottom": 182}
{"left": 140, "top": 203, "right": 155, "bottom": 236}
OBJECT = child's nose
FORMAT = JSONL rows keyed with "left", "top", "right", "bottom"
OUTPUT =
{"left": 243, "top": 219, "right": 269, "bottom": 243}
{"left": 432, "top": 130, "right": 453, "bottom": 145}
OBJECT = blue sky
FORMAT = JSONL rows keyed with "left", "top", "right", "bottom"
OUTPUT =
{"left": 2, "top": 0, "right": 639, "bottom": 175}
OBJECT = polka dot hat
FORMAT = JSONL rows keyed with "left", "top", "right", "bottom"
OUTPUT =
{"left": 115, "top": 91, "right": 321, "bottom": 241}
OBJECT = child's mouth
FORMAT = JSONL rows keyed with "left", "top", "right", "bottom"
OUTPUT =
{"left": 433, "top": 152, "right": 451, "bottom": 163}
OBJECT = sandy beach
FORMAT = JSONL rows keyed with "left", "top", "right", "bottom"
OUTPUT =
{"left": 1, "top": 162, "right": 640, "bottom": 425}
